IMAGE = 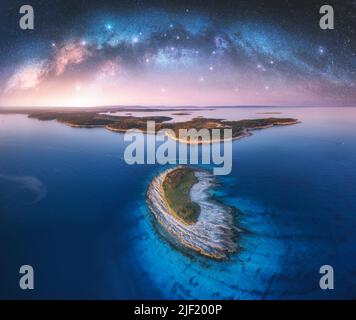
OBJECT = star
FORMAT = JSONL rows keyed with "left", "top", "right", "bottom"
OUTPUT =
{"left": 318, "top": 46, "right": 326, "bottom": 55}
{"left": 2, "top": 2, "right": 355, "bottom": 108}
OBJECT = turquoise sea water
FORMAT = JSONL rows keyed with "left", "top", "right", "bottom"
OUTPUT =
{"left": 0, "top": 107, "right": 355, "bottom": 299}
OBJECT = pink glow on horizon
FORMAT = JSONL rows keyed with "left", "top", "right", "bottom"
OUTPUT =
{"left": 0, "top": 69, "right": 348, "bottom": 108}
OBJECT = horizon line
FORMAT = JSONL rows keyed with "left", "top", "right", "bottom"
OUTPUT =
{"left": 1, "top": 104, "right": 356, "bottom": 110}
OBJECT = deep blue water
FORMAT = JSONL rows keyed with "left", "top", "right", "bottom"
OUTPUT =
{"left": 0, "top": 107, "right": 355, "bottom": 299}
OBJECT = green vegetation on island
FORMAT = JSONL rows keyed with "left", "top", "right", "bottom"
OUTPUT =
{"left": 162, "top": 167, "right": 200, "bottom": 225}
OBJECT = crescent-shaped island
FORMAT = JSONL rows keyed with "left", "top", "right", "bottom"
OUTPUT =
{"left": 147, "top": 166, "right": 238, "bottom": 260}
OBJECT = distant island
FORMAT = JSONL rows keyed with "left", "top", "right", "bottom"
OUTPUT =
{"left": 0, "top": 107, "right": 300, "bottom": 144}
{"left": 256, "top": 112, "right": 283, "bottom": 115}
{"left": 171, "top": 112, "right": 192, "bottom": 116}
{"left": 147, "top": 166, "right": 238, "bottom": 260}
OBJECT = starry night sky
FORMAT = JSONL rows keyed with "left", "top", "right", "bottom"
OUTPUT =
{"left": 0, "top": 0, "right": 355, "bottom": 107}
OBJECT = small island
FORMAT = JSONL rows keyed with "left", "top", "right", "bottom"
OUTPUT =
{"left": 171, "top": 112, "right": 192, "bottom": 116}
{"left": 147, "top": 166, "right": 238, "bottom": 260}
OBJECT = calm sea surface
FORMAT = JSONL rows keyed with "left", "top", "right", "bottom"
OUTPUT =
{"left": 0, "top": 107, "right": 355, "bottom": 299}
